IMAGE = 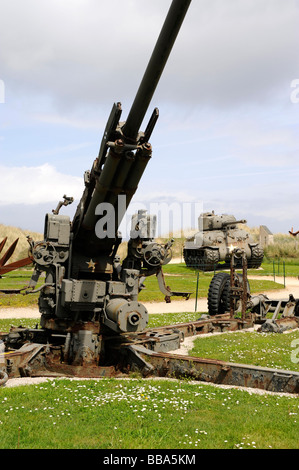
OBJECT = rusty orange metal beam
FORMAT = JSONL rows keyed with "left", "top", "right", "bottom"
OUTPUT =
{"left": 0, "top": 256, "right": 32, "bottom": 275}
{"left": 0, "top": 237, "right": 8, "bottom": 254}
{"left": 0, "top": 238, "right": 19, "bottom": 267}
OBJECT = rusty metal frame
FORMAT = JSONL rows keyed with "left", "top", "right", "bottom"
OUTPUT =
{"left": 130, "top": 345, "right": 299, "bottom": 394}
{"left": 0, "top": 237, "right": 32, "bottom": 277}
{"left": 1, "top": 308, "right": 298, "bottom": 394}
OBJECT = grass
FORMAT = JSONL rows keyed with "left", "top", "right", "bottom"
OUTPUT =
{"left": 138, "top": 262, "right": 284, "bottom": 302}
{"left": 264, "top": 235, "right": 299, "bottom": 259}
{"left": 0, "top": 269, "right": 43, "bottom": 308}
{"left": 0, "top": 224, "right": 42, "bottom": 263}
{"left": 0, "top": 377, "right": 298, "bottom": 449}
{"left": 0, "top": 264, "right": 285, "bottom": 308}
{"left": 0, "top": 318, "right": 39, "bottom": 332}
{"left": 259, "top": 259, "right": 299, "bottom": 278}
{"left": 0, "top": 313, "right": 299, "bottom": 449}
{"left": 0, "top": 314, "right": 200, "bottom": 333}
{"left": 190, "top": 330, "right": 299, "bottom": 372}
{"left": 148, "top": 312, "right": 200, "bottom": 327}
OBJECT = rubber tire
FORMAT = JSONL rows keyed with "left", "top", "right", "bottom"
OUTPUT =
{"left": 221, "top": 274, "right": 251, "bottom": 313}
{"left": 208, "top": 272, "right": 231, "bottom": 316}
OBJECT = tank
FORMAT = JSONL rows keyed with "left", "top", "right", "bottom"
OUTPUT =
{"left": 183, "top": 211, "right": 264, "bottom": 271}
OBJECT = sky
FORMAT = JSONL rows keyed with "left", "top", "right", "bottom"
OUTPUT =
{"left": 0, "top": 0, "right": 299, "bottom": 239}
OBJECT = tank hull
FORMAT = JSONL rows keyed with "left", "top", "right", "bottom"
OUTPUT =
{"left": 183, "top": 213, "right": 264, "bottom": 271}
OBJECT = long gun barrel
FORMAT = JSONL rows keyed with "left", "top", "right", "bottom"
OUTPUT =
{"left": 122, "top": 0, "right": 192, "bottom": 141}
{"left": 223, "top": 219, "right": 247, "bottom": 227}
{"left": 72, "top": 0, "right": 192, "bottom": 256}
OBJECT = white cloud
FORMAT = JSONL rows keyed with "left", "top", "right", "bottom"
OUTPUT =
{"left": 0, "top": 0, "right": 298, "bottom": 110}
{"left": 0, "top": 1, "right": 298, "bottom": 235}
{"left": 0, "top": 163, "right": 83, "bottom": 205}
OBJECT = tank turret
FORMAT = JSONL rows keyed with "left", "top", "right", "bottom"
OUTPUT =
{"left": 183, "top": 210, "right": 264, "bottom": 271}
{"left": 200, "top": 211, "right": 246, "bottom": 231}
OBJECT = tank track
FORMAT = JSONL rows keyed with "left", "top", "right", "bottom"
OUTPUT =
{"left": 184, "top": 245, "right": 264, "bottom": 271}
{"left": 247, "top": 245, "right": 264, "bottom": 269}
{"left": 183, "top": 248, "right": 219, "bottom": 271}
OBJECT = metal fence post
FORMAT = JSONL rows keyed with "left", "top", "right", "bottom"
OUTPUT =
{"left": 283, "top": 261, "right": 286, "bottom": 287}
{"left": 195, "top": 271, "right": 199, "bottom": 312}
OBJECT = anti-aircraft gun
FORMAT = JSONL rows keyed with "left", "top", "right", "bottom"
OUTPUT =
{"left": 1, "top": 0, "right": 193, "bottom": 376}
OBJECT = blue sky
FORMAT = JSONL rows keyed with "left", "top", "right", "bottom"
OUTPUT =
{"left": 0, "top": 0, "right": 299, "bottom": 237}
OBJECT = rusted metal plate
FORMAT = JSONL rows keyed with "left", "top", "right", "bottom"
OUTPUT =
{"left": 4, "top": 343, "right": 45, "bottom": 378}
{"left": 0, "top": 238, "right": 8, "bottom": 254}
{"left": 142, "top": 314, "right": 254, "bottom": 339}
{"left": 3, "top": 342, "right": 117, "bottom": 379}
{"left": 29, "top": 363, "right": 118, "bottom": 379}
{"left": 131, "top": 345, "right": 299, "bottom": 394}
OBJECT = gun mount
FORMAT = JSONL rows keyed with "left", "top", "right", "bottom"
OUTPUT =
{"left": 183, "top": 211, "right": 264, "bottom": 271}
{"left": 0, "top": 0, "right": 194, "bottom": 377}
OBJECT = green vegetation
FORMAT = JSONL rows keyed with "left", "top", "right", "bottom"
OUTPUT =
{"left": 0, "top": 377, "right": 298, "bottom": 449}
{"left": 0, "top": 318, "right": 39, "bottom": 332}
{"left": 1, "top": 311, "right": 299, "bottom": 449}
{"left": 190, "top": 330, "right": 299, "bottom": 372}
{"left": 0, "top": 314, "right": 200, "bottom": 333}
{"left": 0, "top": 263, "right": 285, "bottom": 308}
{"left": 264, "top": 234, "right": 299, "bottom": 260}
{"left": 138, "top": 263, "right": 284, "bottom": 302}
{"left": 148, "top": 312, "right": 200, "bottom": 327}
{"left": 0, "top": 269, "right": 42, "bottom": 308}
{"left": 259, "top": 259, "right": 299, "bottom": 278}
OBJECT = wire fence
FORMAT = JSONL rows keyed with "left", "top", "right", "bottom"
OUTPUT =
{"left": 178, "top": 258, "right": 290, "bottom": 282}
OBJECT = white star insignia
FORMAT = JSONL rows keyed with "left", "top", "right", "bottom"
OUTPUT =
{"left": 86, "top": 259, "right": 97, "bottom": 272}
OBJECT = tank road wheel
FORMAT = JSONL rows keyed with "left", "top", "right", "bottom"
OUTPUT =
{"left": 207, "top": 272, "right": 231, "bottom": 315}
{"left": 183, "top": 249, "right": 193, "bottom": 267}
{"left": 248, "top": 246, "right": 264, "bottom": 268}
{"left": 202, "top": 248, "right": 219, "bottom": 271}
